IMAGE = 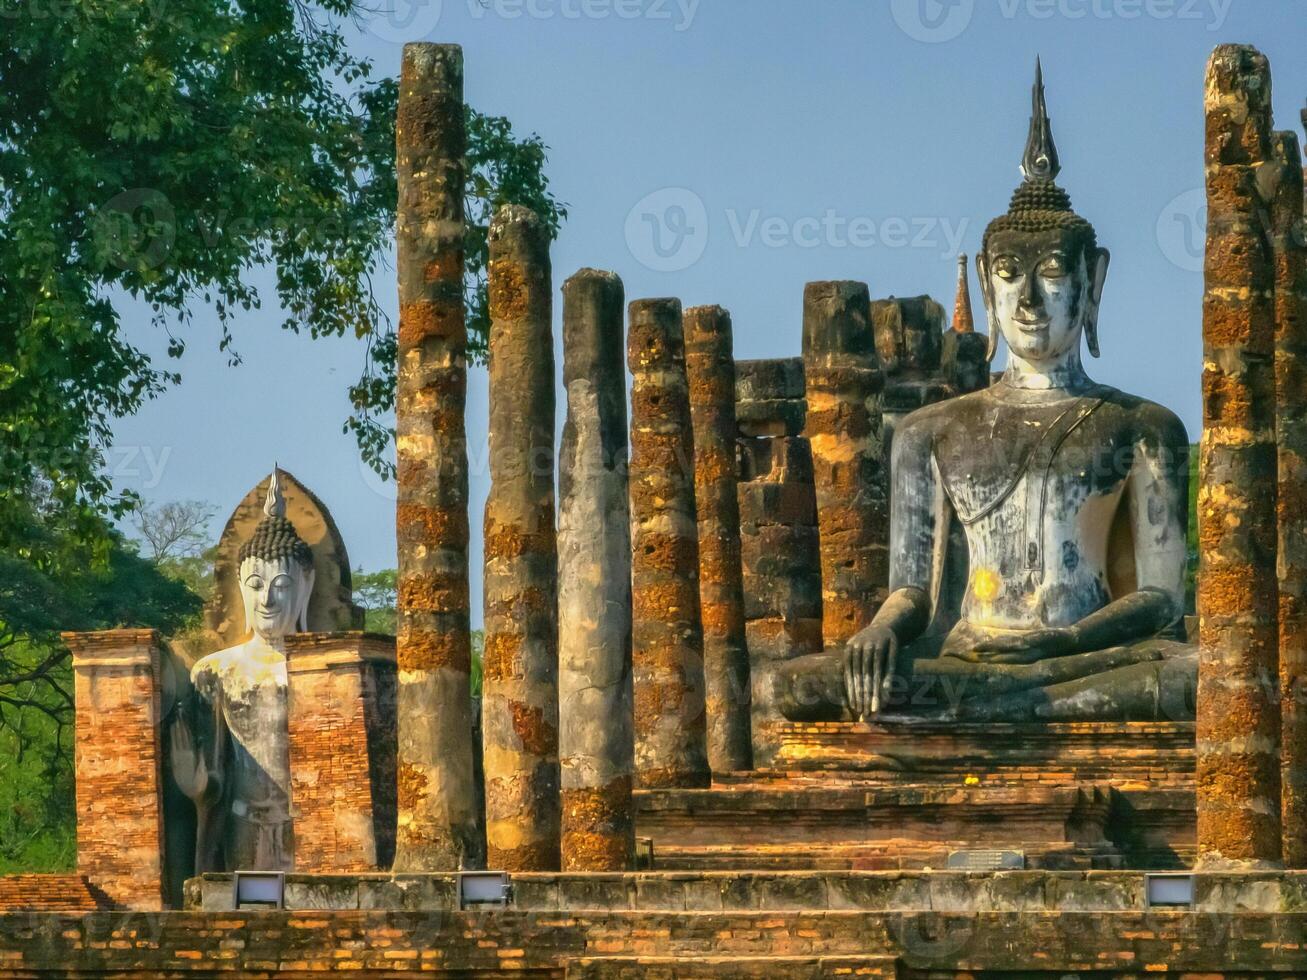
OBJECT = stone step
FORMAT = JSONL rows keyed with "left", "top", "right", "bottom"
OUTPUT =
{"left": 637, "top": 778, "right": 1196, "bottom": 872}
{"left": 772, "top": 720, "right": 1194, "bottom": 787}
{"left": 655, "top": 840, "right": 1122, "bottom": 872}
{"left": 565, "top": 954, "right": 897, "bottom": 978}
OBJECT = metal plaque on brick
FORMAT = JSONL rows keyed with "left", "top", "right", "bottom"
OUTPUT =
{"left": 946, "top": 849, "right": 1025, "bottom": 871}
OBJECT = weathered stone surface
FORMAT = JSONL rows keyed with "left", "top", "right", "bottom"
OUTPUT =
{"left": 393, "top": 42, "right": 481, "bottom": 871}
{"left": 482, "top": 205, "right": 561, "bottom": 872}
{"left": 558, "top": 270, "right": 635, "bottom": 871}
{"left": 65, "top": 630, "right": 168, "bottom": 911}
{"left": 734, "top": 361, "right": 823, "bottom": 768}
{"left": 201, "top": 470, "right": 363, "bottom": 654}
{"left": 802, "top": 281, "right": 887, "bottom": 647}
{"left": 684, "top": 305, "right": 752, "bottom": 774}
{"left": 871, "top": 295, "right": 944, "bottom": 376}
{"left": 1271, "top": 131, "right": 1307, "bottom": 868}
{"left": 286, "top": 633, "right": 397, "bottom": 874}
{"left": 181, "top": 868, "right": 1307, "bottom": 914}
{"left": 627, "top": 298, "right": 711, "bottom": 789}
{"left": 735, "top": 356, "right": 806, "bottom": 437}
{"left": 1198, "top": 44, "right": 1283, "bottom": 869}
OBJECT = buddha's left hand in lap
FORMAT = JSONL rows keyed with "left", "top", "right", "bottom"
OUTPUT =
{"left": 961, "top": 626, "right": 1080, "bottom": 664}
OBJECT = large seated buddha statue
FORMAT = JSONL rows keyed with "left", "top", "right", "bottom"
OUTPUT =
{"left": 778, "top": 64, "right": 1197, "bottom": 724}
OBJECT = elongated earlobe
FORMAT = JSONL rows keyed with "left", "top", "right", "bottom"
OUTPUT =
{"left": 976, "top": 252, "right": 1000, "bottom": 363}
{"left": 1085, "top": 247, "right": 1110, "bottom": 358}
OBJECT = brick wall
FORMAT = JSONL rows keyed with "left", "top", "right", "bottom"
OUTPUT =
{"left": 286, "top": 632, "right": 397, "bottom": 873}
{"left": 2, "top": 905, "right": 1307, "bottom": 975}
{"left": 65, "top": 629, "right": 167, "bottom": 911}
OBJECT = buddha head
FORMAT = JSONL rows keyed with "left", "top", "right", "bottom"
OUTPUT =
{"left": 237, "top": 469, "right": 315, "bottom": 644}
{"left": 978, "top": 60, "right": 1110, "bottom": 369}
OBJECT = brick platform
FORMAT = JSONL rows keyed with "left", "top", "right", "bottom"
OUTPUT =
{"left": 634, "top": 721, "right": 1197, "bottom": 872}
{"left": 3, "top": 872, "right": 1307, "bottom": 976}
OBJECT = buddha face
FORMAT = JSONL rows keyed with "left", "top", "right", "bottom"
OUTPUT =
{"left": 239, "top": 556, "right": 313, "bottom": 642}
{"left": 980, "top": 227, "right": 1109, "bottom": 367}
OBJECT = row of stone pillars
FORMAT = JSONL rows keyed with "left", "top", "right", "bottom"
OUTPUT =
{"left": 392, "top": 43, "right": 755, "bottom": 870}
{"left": 1197, "top": 44, "right": 1307, "bottom": 869}
{"left": 389, "top": 43, "right": 995, "bottom": 869}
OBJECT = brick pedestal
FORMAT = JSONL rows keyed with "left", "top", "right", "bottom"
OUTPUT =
{"left": 286, "top": 633, "right": 398, "bottom": 873}
{"left": 66, "top": 629, "right": 167, "bottom": 910}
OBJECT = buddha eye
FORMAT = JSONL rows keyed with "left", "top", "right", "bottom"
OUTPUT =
{"left": 271, "top": 575, "right": 292, "bottom": 590}
{"left": 244, "top": 575, "right": 264, "bottom": 590}
{"left": 992, "top": 257, "right": 1020, "bottom": 281}
{"left": 1038, "top": 255, "right": 1068, "bottom": 278}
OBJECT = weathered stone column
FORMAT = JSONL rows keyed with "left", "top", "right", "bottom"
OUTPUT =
{"left": 1271, "top": 131, "right": 1307, "bottom": 867}
{"left": 684, "top": 305, "right": 753, "bottom": 773}
{"left": 286, "top": 633, "right": 397, "bottom": 873}
{"left": 393, "top": 42, "right": 481, "bottom": 871}
{"left": 736, "top": 358, "right": 823, "bottom": 767}
{"left": 66, "top": 630, "right": 167, "bottom": 910}
{"left": 482, "top": 205, "right": 561, "bottom": 871}
{"left": 873, "top": 295, "right": 951, "bottom": 458}
{"left": 1197, "top": 44, "right": 1282, "bottom": 868}
{"left": 802, "top": 281, "right": 887, "bottom": 648}
{"left": 558, "top": 269, "right": 635, "bottom": 870}
{"left": 628, "top": 297, "right": 711, "bottom": 788}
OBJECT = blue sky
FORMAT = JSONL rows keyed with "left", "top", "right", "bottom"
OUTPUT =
{"left": 113, "top": 0, "right": 1307, "bottom": 622}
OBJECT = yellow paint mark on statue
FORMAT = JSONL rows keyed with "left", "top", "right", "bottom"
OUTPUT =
{"left": 972, "top": 568, "right": 1001, "bottom": 603}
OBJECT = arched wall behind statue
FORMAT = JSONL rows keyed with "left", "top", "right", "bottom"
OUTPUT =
{"left": 205, "top": 469, "right": 365, "bottom": 646}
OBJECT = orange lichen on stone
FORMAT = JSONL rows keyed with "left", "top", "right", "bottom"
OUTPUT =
{"left": 481, "top": 631, "right": 522, "bottom": 681}
{"left": 396, "top": 762, "right": 430, "bottom": 811}
{"left": 398, "top": 573, "right": 471, "bottom": 614}
{"left": 423, "top": 251, "right": 462, "bottom": 285}
{"left": 397, "top": 626, "right": 471, "bottom": 673}
{"left": 486, "top": 258, "right": 531, "bottom": 322}
{"left": 509, "top": 701, "right": 557, "bottom": 757}
{"left": 484, "top": 521, "right": 556, "bottom": 561}
{"left": 398, "top": 298, "right": 464, "bottom": 347}
{"left": 397, "top": 503, "right": 469, "bottom": 549}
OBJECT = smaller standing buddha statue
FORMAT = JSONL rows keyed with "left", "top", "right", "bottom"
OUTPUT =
{"left": 172, "top": 468, "right": 315, "bottom": 872}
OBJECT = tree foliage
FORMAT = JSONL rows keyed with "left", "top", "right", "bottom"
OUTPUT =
{"left": 0, "top": 0, "right": 565, "bottom": 550}
{"left": 0, "top": 494, "right": 204, "bottom": 872}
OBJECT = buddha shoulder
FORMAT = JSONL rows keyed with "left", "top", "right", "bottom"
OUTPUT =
{"left": 191, "top": 642, "right": 288, "bottom": 698}
{"left": 892, "top": 387, "right": 999, "bottom": 446}
{"left": 1092, "top": 387, "right": 1189, "bottom": 449}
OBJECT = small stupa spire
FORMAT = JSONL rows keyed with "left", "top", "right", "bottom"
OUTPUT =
{"left": 951, "top": 254, "right": 975, "bottom": 334}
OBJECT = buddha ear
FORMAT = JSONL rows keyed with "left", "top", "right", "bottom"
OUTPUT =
{"left": 976, "top": 251, "right": 1000, "bottom": 363}
{"left": 1084, "top": 247, "right": 1110, "bottom": 358}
